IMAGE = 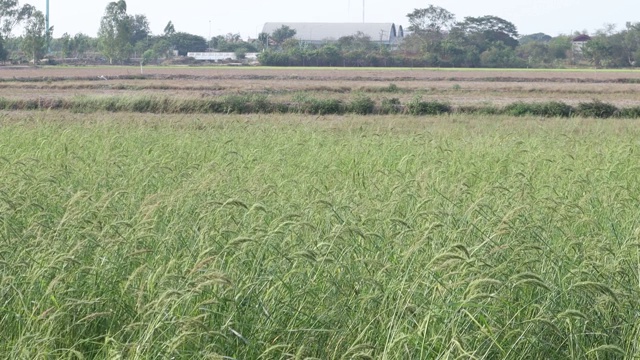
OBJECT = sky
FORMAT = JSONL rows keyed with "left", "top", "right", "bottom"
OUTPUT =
{"left": 19, "top": 0, "right": 640, "bottom": 40}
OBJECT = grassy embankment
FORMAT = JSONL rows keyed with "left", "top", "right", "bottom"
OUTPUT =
{"left": 0, "top": 94, "right": 639, "bottom": 118}
{"left": 1, "top": 113, "right": 640, "bottom": 358}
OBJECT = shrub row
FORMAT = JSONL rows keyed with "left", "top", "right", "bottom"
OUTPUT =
{"left": 1, "top": 96, "right": 639, "bottom": 118}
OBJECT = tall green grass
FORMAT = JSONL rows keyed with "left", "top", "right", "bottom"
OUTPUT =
{"left": 1, "top": 113, "right": 640, "bottom": 358}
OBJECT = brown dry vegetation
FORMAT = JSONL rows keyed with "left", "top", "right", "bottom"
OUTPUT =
{"left": 1, "top": 66, "right": 639, "bottom": 107}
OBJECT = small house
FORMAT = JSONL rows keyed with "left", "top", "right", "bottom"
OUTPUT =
{"left": 571, "top": 34, "right": 591, "bottom": 53}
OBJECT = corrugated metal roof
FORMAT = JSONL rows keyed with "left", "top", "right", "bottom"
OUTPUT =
{"left": 262, "top": 22, "right": 402, "bottom": 43}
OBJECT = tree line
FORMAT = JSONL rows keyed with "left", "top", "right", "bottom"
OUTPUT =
{"left": 1, "top": 0, "right": 640, "bottom": 68}
{"left": 259, "top": 6, "right": 640, "bottom": 68}
{"left": 0, "top": 0, "right": 249, "bottom": 65}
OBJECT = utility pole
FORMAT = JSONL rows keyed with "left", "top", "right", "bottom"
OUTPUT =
{"left": 362, "top": 0, "right": 365, "bottom": 23}
{"left": 46, "top": 0, "right": 50, "bottom": 53}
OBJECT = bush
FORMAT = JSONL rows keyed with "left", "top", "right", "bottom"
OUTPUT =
{"left": 575, "top": 100, "right": 618, "bottom": 118}
{"left": 296, "top": 98, "right": 344, "bottom": 115}
{"left": 457, "top": 105, "right": 501, "bottom": 115}
{"left": 407, "top": 96, "right": 451, "bottom": 115}
{"left": 380, "top": 98, "right": 402, "bottom": 114}
{"left": 619, "top": 106, "right": 640, "bottom": 119}
{"left": 503, "top": 101, "right": 573, "bottom": 117}
{"left": 349, "top": 95, "right": 375, "bottom": 115}
{"left": 537, "top": 101, "right": 573, "bottom": 117}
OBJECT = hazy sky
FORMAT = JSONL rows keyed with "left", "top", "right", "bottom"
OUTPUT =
{"left": 20, "top": 0, "right": 640, "bottom": 39}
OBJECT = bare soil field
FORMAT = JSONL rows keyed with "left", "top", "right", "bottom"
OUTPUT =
{"left": 2, "top": 65, "right": 640, "bottom": 81}
{"left": 1, "top": 66, "right": 639, "bottom": 107}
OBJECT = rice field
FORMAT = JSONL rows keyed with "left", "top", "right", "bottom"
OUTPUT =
{"left": 1, "top": 66, "right": 640, "bottom": 358}
{"left": 1, "top": 110, "right": 640, "bottom": 359}
{"left": 2, "top": 66, "right": 640, "bottom": 107}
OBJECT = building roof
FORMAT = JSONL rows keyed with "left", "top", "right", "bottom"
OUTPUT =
{"left": 572, "top": 34, "right": 591, "bottom": 42}
{"left": 262, "top": 22, "right": 403, "bottom": 43}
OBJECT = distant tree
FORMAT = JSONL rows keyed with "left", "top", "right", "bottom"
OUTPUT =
{"left": 282, "top": 37, "right": 299, "bottom": 52}
{"left": 141, "top": 49, "right": 155, "bottom": 64}
{"left": 171, "top": 32, "right": 206, "bottom": 56}
{"left": 21, "top": 9, "right": 48, "bottom": 63}
{"left": 1, "top": 0, "right": 34, "bottom": 58}
{"left": 548, "top": 35, "right": 571, "bottom": 60}
{"left": 0, "top": 34, "right": 7, "bottom": 62}
{"left": 519, "top": 33, "right": 552, "bottom": 45}
{"left": 210, "top": 35, "right": 224, "bottom": 49}
{"left": 271, "top": 25, "right": 296, "bottom": 45}
{"left": 98, "top": 0, "right": 132, "bottom": 63}
{"left": 72, "top": 33, "right": 91, "bottom": 58}
{"left": 457, "top": 16, "right": 518, "bottom": 38}
{"left": 151, "top": 37, "right": 172, "bottom": 58}
{"left": 517, "top": 41, "right": 550, "bottom": 66}
{"left": 338, "top": 32, "right": 375, "bottom": 51}
{"left": 480, "top": 42, "right": 523, "bottom": 67}
{"left": 624, "top": 22, "right": 640, "bottom": 66}
{"left": 406, "top": 5, "right": 456, "bottom": 34}
{"left": 59, "top": 32, "right": 71, "bottom": 58}
{"left": 163, "top": 21, "right": 175, "bottom": 37}
{"left": 455, "top": 15, "right": 519, "bottom": 50}
{"left": 258, "top": 32, "right": 269, "bottom": 49}
{"left": 318, "top": 44, "right": 341, "bottom": 66}
{"left": 129, "top": 14, "right": 150, "bottom": 45}
{"left": 582, "top": 37, "right": 611, "bottom": 67}
{"left": 0, "top": 0, "right": 34, "bottom": 38}
{"left": 225, "top": 33, "right": 241, "bottom": 43}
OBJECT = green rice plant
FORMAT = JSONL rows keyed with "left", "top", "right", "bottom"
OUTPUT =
{"left": 1, "top": 113, "right": 640, "bottom": 358}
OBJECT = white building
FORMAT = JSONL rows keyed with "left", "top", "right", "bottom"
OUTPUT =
{"left": 186, "top": 52, "right": 259, "bottom": 61}
{"left": 261, "top": 22, "right": 404, "bottom": 46}
{"left": 571, "top": 34, "right": 591, "bottom": 54}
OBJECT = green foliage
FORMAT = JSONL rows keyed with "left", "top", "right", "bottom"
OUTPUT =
{"left": 58, "top": 32, "right": 72, "bottom": 58}
{"left": 582, "top": 37, "right": 612, "bottom": 67}
{"left": 163, "top": 21, "right": 175, "bottom": 37}
{"left": 380, "top": 97, "right": 401, "bottom": 114}
{"left": 20, "top": 9, "right": 48, "bottom": 63}
{"left": 271, "top": 25, "right": 296, "bottom": 45}
{"left": 295, "top": 97, "right": 344, "bottom": 115}
{"left": 98, "top": 0, "right": 132, "bottom": 64}
{"left": 406, "top": 5, "right": 456, "bottom": 33}
{"left": 141, "top": 49, "right": 155, "bottom": 64}
{"left": 575, "top": 100, "right": 619, "bottom": 118}
{"left": 480, "top": 43, "right": 524, "bottom": 68}
{"left": 349, "top": 94, "right": 375, "bottom": 114}
{"left": 519, "top": 33, "right": 552, "bottom": 45}
{"left": 72, "top": 33, "right": 92, "bottom": 58}
{"left": 0, "top": 95, "right": 637, "bottom": 120}
{"left": 0, "top": 0, "right": 34, "bottom": 38}
{"left": 457, "top": 104, "right": 501, "bottom": 115}
{"left": 504, "top": 101, "right": 573, "bottom": 117}
{"left": 0, "top": 33, "right": 7, "bottom": 61}
{"left": 618, "top": 106, "right": 640, "bottom": 118}
{"left": 170, "top": 32, "right": 207, "bottom": 56}
{"left": 407, "top": 96, "right": 452, "bottom": 115}
{"left": 383, "top": 83, "right": 401, "bottom": 93}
